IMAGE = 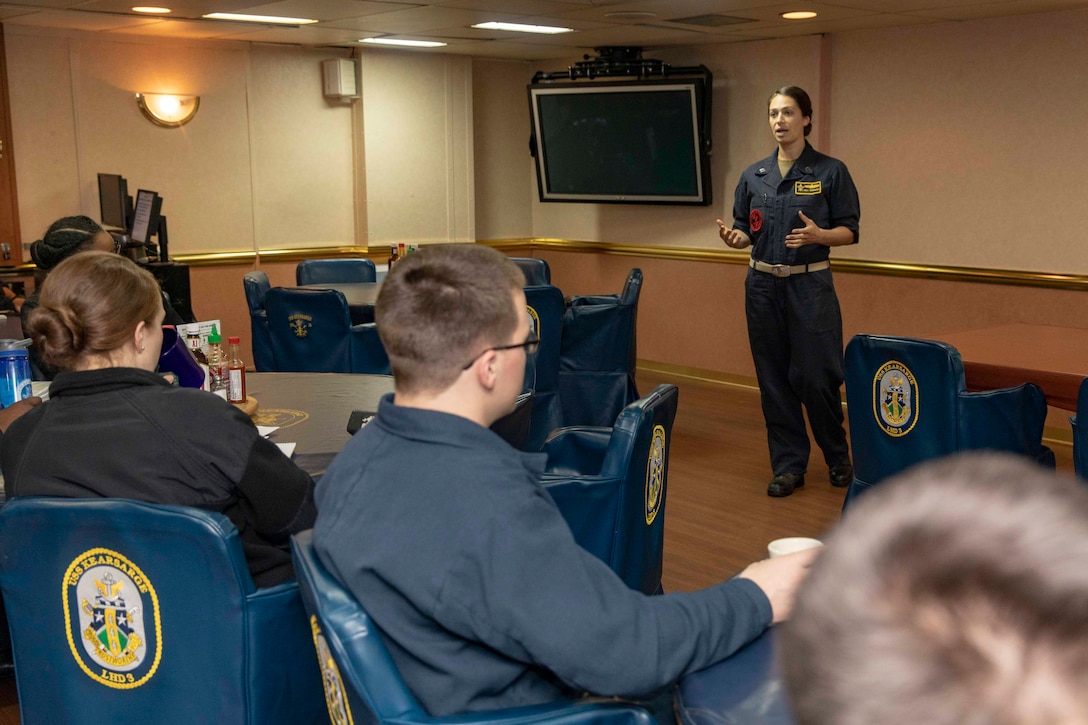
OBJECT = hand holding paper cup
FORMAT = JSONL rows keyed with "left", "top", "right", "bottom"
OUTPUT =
{"left": 768, "top": 537, "right": 824, "bottom": 559}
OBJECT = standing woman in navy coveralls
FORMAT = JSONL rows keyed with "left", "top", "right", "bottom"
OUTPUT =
{"left": 716, "top": 86, "right": 860, "bottom": 497}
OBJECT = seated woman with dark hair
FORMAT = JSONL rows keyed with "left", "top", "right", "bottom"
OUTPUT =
{"left": 23, "top": 215, "right": 184, "bottom": 378}
{"left": 1, "top": 251, "right": 315, "bottom": 587}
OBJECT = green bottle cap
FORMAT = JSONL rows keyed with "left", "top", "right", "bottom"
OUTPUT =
{"left": 207, "top": 324, "right": 221, "bottom": 344}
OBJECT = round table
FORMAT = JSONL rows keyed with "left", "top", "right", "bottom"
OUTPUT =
{"left": 245, "top": 372, "right": 395, "bottom": 478}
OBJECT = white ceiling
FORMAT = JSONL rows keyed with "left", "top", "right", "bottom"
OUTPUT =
{"left": 1, "top": 0, "right": 1086, "bottom": 60}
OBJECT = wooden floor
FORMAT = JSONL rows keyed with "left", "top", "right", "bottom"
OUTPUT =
{"left": 0, "top": 371, "right": 1071, "bottom": 721}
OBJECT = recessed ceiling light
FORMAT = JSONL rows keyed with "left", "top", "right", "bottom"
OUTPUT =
{"left": 359, "top": 38, "right": 447, "bottom": 48}
{"left": 202, "top": 12, "right": 318, "bottom": 25}
{"left": 471, "top": 21, "right": 573, "bottom": 35}
{"left": 132, "top": 6, "right": 171, "bottom": 13}
{"left": 781, "top": 11, "right": 818, "bottom": 20}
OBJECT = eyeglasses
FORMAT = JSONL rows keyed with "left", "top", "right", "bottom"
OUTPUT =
{"left": 461, "top": 313, "right": 541, "bottom": 370}
{"left": 461, "top": 332, "right": 539, "bottom": 370}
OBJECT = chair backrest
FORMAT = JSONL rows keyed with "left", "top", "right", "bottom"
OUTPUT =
{"left": 490, "top": 392, "right": 534, "bottom": 449}
{"left": 290, "top": 531, "right": 653, "bottom": 725}
{"left": 846, "top": 335, "right": 1051, "bottom": 506}
{"left": 243, "top": 271, "right": 274, "bottom": 371}
{"left": 845, "top": 335, "right": 966, "bottom": 492}
{"left": 542, "top": 384, "right": 679, "bottom": 594}
{"left": 291, "top": 530, "right": 428, "bottom": 725}
{"left": 524, "top": 285, "right": 566, "bottom": 449}
{"left": 297, "top": 258, "right": 377, "bottom": 286}
{"left": 510, "top": 257, "right": 551, "bottom": 286}
{"left": 265, "top": 287, "right": 354, "bottom": 372}
{"left": 558, "top": 269, "right": 642, "bottom": 428}
{"left": 1074, "top": 378, "right": 1088, "bottom": 480}
{"left": 0, "top": 498, "right": 324, "bottom": 725}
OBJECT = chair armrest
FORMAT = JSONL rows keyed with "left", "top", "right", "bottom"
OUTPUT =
{"left": 409, "top": 693, "right": 655, "bottom": 725}
{"left": 958, "top": 383, "right": 1047, "bottom": 455}
{"left": 541, "top": 427, "right": 612, "bottom": 476}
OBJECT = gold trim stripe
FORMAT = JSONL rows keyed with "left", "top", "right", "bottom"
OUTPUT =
{"left": 6, "top": 238, "right": 1086, "bottom": 290}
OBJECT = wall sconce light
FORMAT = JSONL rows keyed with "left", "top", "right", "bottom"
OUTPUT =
{"left": 136, "top": 92, "right": 200, "bottom": 127}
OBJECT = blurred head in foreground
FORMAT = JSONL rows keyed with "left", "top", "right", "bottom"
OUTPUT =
{"left": 781, "top": 452, "right": 1088, "bottom": 725}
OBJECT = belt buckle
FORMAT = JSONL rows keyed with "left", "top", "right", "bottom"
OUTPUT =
{"left": 771, "top": 264, "right": 790, "bottom": 278}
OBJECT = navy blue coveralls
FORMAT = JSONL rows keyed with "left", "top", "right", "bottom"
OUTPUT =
{"left": 731, "top": 141, "right": 860, "bottom": 476}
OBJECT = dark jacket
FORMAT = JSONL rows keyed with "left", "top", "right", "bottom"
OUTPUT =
{"left": 314, "top": 395, "right": 771, "bottom": 716}
{"left": 1, "top": 367, "right": 316, "bottom": 587}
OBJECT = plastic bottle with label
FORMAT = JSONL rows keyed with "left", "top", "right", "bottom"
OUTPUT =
{"left": 186, "top": 331, "right": 210, "bottom": 391}
{"left": 228, "top": 336, "right": 247, "bottom": 404}
{"left": 206, "top": 325, "right": 228, "bottom": 400}
{"left": 0, "top": 338, "right": 32, "bottom": 408}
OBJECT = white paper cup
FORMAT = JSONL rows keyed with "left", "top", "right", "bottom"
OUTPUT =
{"left": 768, "top": 537, "right": 824, "bottom": 559}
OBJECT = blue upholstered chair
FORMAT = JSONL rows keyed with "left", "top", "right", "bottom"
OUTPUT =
{"left": 540, "top": 383, "right": 678, "bottom": 595}
{"left": 558, "top": 269, "right": 642, "bottom": 428}
{"left": 1069, "top": 378, "right": 1088, "bottom": 480}
{"left": 490, "top": 391, "right": 534, "bottom": 450}
{"left": 843, "top": 334, "right": 1052, "bottom": 506}
{"left": 290, "top": 530, "right": 654, "bottom": 725}
{"left": 265, "top": 287, "right": 390, "bottom": 374}
{"left": 510, "top": 257, "right": 551, "bottom": 286}
{"left": 296, "top": 258, "right": 377, "bottom": 285}
{"left": 243, "top": 271, "right": 275, "bottom": 371}
{"left": 0, "top": 498, "right": 326, "bottom": 724}
{"left": 525, "top": 284, "right": 566, "bottom": 449}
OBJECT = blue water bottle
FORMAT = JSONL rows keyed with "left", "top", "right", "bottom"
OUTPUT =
{"left": 0, "top": 339, "right": 32, "bottom": 409}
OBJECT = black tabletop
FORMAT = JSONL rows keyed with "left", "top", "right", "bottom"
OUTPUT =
{"left": 246, "top": 372, "right": 394, "bottom": 478}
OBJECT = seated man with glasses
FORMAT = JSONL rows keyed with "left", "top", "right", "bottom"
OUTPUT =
{"left": 314, "top": 243, "right": 814, "bottom": 722}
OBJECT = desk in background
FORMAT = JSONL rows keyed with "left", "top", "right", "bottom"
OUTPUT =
{"left": 935, "top": 323, "right": 1088, "bottom": 411}
{"left": 298, "top": 282, "right": 382, "bottom": 325}
{"left": 678, "top": 627, "right": 794, "bottom": 725}
{"left": 246, "top": 372, "right": 394, "bottom": 478}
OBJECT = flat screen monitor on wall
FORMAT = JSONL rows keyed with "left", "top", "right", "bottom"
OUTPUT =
{"left": 528, "top": 79, "right": 711, "bottom": 205}
{"left": 97, "top": 173, "right": 131, "bottom": 230}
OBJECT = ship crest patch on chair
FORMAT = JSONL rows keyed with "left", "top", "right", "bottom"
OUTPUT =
{"left": 63, "top": 548, "right": 162, "bottom": 689}
{"left": 311, "top": 615, "right": 355, "bottom": 725}
{"left": 873, "top": 360, "right": 919, "bottom": 438}
{"left": 288, "top": 313, "right": 314, "bottom": 338}
{"left": 644, "top": 424, "right": 666, "bottom": 525}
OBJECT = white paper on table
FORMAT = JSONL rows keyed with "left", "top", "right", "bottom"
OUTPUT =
{"left": 256, "top": 425, "right": 278, "bottom": 437}
{"left": 276, "top": 442, "right": 296, "bottom": 458}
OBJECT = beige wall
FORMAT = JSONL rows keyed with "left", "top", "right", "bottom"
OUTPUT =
{"left": 474, "top": 9, "right": 1088, "bottom": 275}
{"left": 360, "top": 49, "right": 474, "bottom": 246}
{"left": 8, "top": 9, "right": 1088, "bottom": 379}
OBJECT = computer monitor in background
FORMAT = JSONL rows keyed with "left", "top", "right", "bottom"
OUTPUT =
{"left": 97, "top": 173, "right": 131, "bottom": 231}
{"left": 129, "top": 189, "right": 169, "bottom": 262}
{"left": 130, "top": 189, "right": 163, "bottom": 261}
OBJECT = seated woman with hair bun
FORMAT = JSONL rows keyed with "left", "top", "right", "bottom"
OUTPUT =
{"left": 1, "top": 251, "right": 316, "bottom": 587}
{"left": 23, "top": 215, "right": 183, "bottom": 378}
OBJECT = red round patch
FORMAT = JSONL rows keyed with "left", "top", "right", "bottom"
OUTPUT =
{"left": 749, "top": 209, "right": 763, "bottom": 232}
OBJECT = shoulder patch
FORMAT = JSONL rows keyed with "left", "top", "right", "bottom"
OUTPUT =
{"left": 645, "top": 425, "right": 666, "bottom": 525}
{"left": 872, "top": 360, "right": 919, "bottom": 437}
{"left": 64, "top": 548, "right": 162, "bottom": 689}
